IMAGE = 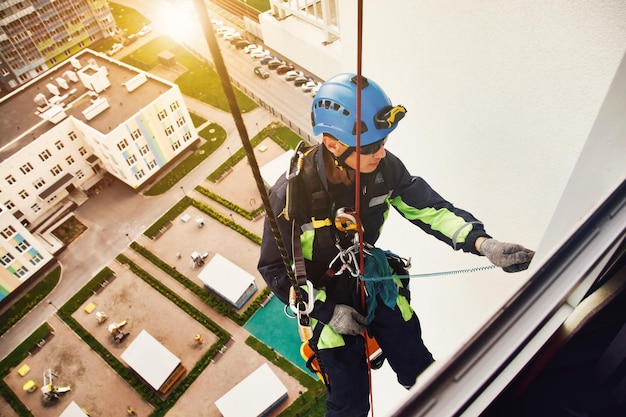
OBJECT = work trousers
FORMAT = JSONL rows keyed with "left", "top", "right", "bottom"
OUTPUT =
{"left": 318, "top": 299, "right": 434, "bottom": 417}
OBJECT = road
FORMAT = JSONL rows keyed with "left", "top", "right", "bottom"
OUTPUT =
{"left": 119, "top": 0, "right": 316, "bottom": 140}
{"left": 0, "top": 0, "right": 318, "bottom": 360}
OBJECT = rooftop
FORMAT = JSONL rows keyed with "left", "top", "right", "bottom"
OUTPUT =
{"left": 0, "top": 49, "right": 173, "bottom": 161}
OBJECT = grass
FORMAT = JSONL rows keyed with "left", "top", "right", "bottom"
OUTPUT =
{"left": 51, "top": 216, "right": 88, "bottom": 245}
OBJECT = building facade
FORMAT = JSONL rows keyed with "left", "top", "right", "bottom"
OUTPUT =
{"left": 0, "top": 0, "right": 117, "bottom": 93}
{"left": 0, "top": 49, "right": 198, "bottom": 298}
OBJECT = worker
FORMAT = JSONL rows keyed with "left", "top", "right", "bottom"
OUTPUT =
{"left": 257, "top": 73, "right": 534, "bottom": 417}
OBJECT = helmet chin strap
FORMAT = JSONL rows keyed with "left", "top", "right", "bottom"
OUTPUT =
{"left": 332, "top": 147, "right": 355, "bottom": 172}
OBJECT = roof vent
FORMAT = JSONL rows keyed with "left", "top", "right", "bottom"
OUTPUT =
{"left": 46, "top": 83, "right": 60, "bottom": 96}
{"left": 56, "top": 77, "right": 69, "bottom": 90}
{"left": 70, "top": 57, "right": 81, "bottom": 70}
{"left": 64, "top": 70, "right": 79, "bottom": 83}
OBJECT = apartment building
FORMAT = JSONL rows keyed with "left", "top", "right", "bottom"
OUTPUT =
{"left": 0, "top": 48, "right": 198, "bottom": 299}
{"left": 0, "top": 0, "right": 117, "bottom": 93}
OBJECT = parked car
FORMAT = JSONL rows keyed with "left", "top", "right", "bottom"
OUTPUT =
{"left": 267, "top": 59, "right": 284, "bottom": 70}
{"left": 229, "top": 36, "right": 244, "bottom": 45}
{"left": 310, "top": 83, "right": 321, "bottom": 96}
{"left": 243, "top": 44, "right": 260, "bottom": 54}
{"left": 215, "top": 25, "right": 232, "bottom": 36}
{"left": 301, "top": 80, "right": 320, "bottom": 92}
{"left": 223, "top": 31, "right": 241, "bottom": 41}
{"left": 137, "top": 25, "right": 152, "bottom": 37}
{"left": 293, "top": 76, "right": 311, "bottom": 86}
{"left": 250, "top": 48, "right": 270, "bottom": 59}
{"left": 260, "top": 55, "right": 277, "bottom": 65}
{"left": 123, "top": 34, "right": 137, "bottom": 45}
{"left": 234, "top": 39, "right": 250, "bottom": 49}
{"left": 254, "top": 66, "right": 270, "bottom": 79}
{"left": 275, "top": 63, "right": 295, "bottom": 74}
{"left": 285, "top": 70, "right": 304, "bottom": 81}
{"left": 107, "top": 43, "right": 123, "bottom": 56}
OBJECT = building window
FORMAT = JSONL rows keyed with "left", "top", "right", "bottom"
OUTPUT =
{"left": 33, "top": 177, "right": 46, "bottom": 189}
{"left": 157, "top": 110, "right": 167, "bottom": 120}
{"left": 50, "top": 165, "right": 63, "bottom": 176}
{"left": 139, "top": 144, "right": 149, "bottom": 155}
{"left": 147, "top": 159, "right": 157, "bottom": 169}
{"left": 117, "top": 139, "right": 129, "bottom": 151}
{"left": 4, "top": 200, "right": 15, "bottom": 210}
{"left": 68, "top": 131, "right": 78, "bottom": 141}
{"left": 5, "top": 175, "right": 16, "bottom": 185}
{"left": 165, "top": 125, "right": 175, "bottom": 135}
{"left": 76, "top": 170, "right": 85, "bottom": 179}
{"left": 30, "top": 252, "right": 44, "bottom": 265}
{"left": 131, "top": 129, "right": 141, "bottom": 140}
{"left": 134, "top": 169, "right": 145, "bottom": 180}
{"left": 39, "top": 149, "right": 52, "bottom": 161}
{"left": 16, "top": 239, "right": 30, "bottom": 253}
{"left": 183, "top": 132, "right": 192, "bottom": 142}
{"left": 0, "top": 252, "right": 14, "bottom": 266}
{"left": 78, "top": 146, "right": 87, "bottom": 156}
{"left": 1, "top": 225, "right": 16, "bottom": 239}
{"left": 66, "top": 155, "right": 75, "bottom": 165}
{"left": 126, "top": 154, "right": 137, "bottom": 165}
{"left": 170, "top": 101, "right": 180, "bottom": 111}
{"left": 13, "top": 266, "right": 28, "bottom": 278}
{"left": 31, "top": 203, "right": 41, "bottom": 213}
{"left": 171, "top": 140, "right": 181, "bottom": 151}
{"left": 19, "top": 190, "right": 29, "bottom": 199}
{"left": 20, "top": 162, "right": 34, "bottom": 174}
{"left": 176, "top": 117, "right": 186, "bottom": 127}
{"left": 55, "top": 140, "right": 64, "bottom": 150}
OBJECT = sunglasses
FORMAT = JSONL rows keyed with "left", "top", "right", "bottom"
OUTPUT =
{"left": 342, "top": 137, "right": 387, "bottom": 155}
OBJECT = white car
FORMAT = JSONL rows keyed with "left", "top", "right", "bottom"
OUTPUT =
{"left": 301, "top": 81, "right": 319, "bottom": 93}
{"left": 137, "top": 25, "right": 152, "bottom": 37}
{"left": 222, "top": 31, "right": 241, "bottom": 41}
{"left": 215, "top": 25, "right": 232, "bottom": 36}
{"left": 284, "top": 70, "right": 304, "bottom": 81}
{"left": 107, "top": 43, "right": 123, "bottom": 56}
{"left": 250, "top": 48, "right": 270, "bottom": 59}
{"left": 243, "top": 44, "right": 260, "bottom": 54}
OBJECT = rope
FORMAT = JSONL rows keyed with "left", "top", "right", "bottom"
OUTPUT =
{"left": 360, "top": 264, "right": 498, "bottom": 281}
{"left": 192, "top": 0, "right": 305, "bottom": 308}
{"left": 353, "top": 1, "right": 377, "bottom": 415}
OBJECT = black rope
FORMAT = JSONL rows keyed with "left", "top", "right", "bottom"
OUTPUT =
{"left": 192, "top": 0, "right": 305, "bottom": 306}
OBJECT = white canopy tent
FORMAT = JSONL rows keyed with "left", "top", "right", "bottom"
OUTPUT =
{"left": 197, "top": 253, "right": 257, "bottom": 308}
{"left": 121, "top": 330, "right": 181, "bottom": 392}
{"left": 215, "top": 363, "right": 288, "bottom": 417}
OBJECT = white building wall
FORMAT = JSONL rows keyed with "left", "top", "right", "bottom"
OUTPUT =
{"left": 0, "top": 118, "right": 98, "bottom": 226}
{"left": 86, "top": 87, "right": 196, "bottom": 188}
{"left": 263, "top": 2, "right": 626, "bottom": 413}
{"left": 0, "top": 204, "right": 54, "bottom": 289}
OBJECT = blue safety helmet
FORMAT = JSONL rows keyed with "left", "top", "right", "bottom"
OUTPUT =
{"left": 311, "top": 73, "right": 406, "bottom": 146}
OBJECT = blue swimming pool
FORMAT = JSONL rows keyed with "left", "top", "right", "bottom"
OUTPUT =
{"left": 244, "top": 295, "right": 318, "bottom": 380}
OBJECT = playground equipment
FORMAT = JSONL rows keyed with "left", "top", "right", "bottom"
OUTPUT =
{"left": 41, "top": 368, "right": 71, "bottom": 403}
{"left": 107, "top": 319, "right": 130, "bottom": 343}
{"left": 194, "top": 333, "right": 204, "bottom": 344}
{"left": 95, "top": 311, "right": 108, "bottom": 323}
{"left": 191, "top": 251, "right": 208, "bottom": 268}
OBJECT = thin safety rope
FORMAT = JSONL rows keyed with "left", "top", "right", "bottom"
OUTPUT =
{"left": 360, "top": 264, "right": 497, "bottom": 281}
{"left": 354, "top": 1, "right": 376, "bottom": 415}
{"left": 192, "top": 0, "right": 304, "bottom": 307}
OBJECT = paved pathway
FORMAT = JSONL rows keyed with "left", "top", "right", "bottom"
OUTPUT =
{"left": 0, "top": 74, "right": 276, "bottom": 361}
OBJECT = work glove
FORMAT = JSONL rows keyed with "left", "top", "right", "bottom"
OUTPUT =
{"left": 328, "top": 304, "right": 368, "bottom": 335}
{"left": 479, "top": 239, "right": 535, "bottom": 273}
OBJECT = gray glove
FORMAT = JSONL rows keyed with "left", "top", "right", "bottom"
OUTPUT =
{"left": 479, "top": 239, "right": 535, "bottom": 273}
{"left": 328, "top": 304, "right": 368, "bottom": 335}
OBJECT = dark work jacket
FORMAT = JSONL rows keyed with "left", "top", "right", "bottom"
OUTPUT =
{"left": 257, "top": 145, "right": 490, "bottom": 323}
